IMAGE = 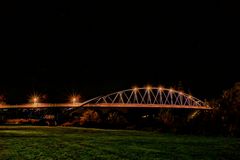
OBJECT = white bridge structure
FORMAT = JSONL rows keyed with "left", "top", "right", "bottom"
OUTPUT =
{"left": 81, "top": 87, "right": 211, "bottom": 109}
{"left": 0, "top": 87, "right": 211, "bottom": 110}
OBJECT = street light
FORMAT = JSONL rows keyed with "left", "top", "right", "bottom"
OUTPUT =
{"left": 146, "top": 85, "right": 152, "bottom": 90}
{"left": 32, "top": 96, "right": 39, "bottom": 104}
{"left": 133, "top": 86, "right": 138, "bottom": 92}
{"left": 33, "top": 97, "right": 38, "bottom": 103}
{"left": 72, "top": 97, "right": 77, "bottom": 103}
{"left": 69, "top": 95, "right": 81, "bottom": 104}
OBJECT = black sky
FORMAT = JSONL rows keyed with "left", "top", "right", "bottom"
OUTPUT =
{"left": 1, "top": 1, "right": 239, "bottom": 104}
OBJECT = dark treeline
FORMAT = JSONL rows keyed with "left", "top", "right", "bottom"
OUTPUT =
{"left": 190, "top": 82, "right": 240, "bottom": 136}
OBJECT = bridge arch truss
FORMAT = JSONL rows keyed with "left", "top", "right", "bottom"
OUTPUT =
{"left": 82, "top": 87, "right": 211, "bottom": 109}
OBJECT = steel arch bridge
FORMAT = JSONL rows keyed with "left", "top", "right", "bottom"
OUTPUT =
{"left": 0, "top": 87, "right": 211, "bottom": 110}
{"left": 81, "top": 87, "right": 211, "bottom": 109}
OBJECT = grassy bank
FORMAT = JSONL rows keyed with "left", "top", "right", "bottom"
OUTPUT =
{"left": 0, "top": 126, "right": 239, "bottom": 159}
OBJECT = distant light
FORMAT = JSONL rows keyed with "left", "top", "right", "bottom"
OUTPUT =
{"left": 188, "top": 95, "right": 192, "bottom": 99}
{"left": 158, "top": 87, "right": 163, "bottom": 91}
{"left": 32, "top": 96, "right": 39, "bottom": 104}
{"left": 169, "top": 89, "right": 173, "bottom": 93}
{"left": 133, "top": 87, "right": 138, "bottom": 92}
{"left": 70, "top": 95, "right": 81, "bottom": 104}
{"left": 72, "top": 97, "right": 77, "bottom": 103}
{"left": 29, "top": 93, "right": 42, "bottom": 104}
{"left": 179, "top": 92, "right": 183, "bottom": 95}
{"left": 146, "top": 85, "right": 152, "bottom": 90}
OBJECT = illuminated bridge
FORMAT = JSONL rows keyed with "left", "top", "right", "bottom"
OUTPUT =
{"left": 81, "top": 87, "right": 211, "bottom": 109}
{"left": 0, "top": 87, "right": 211, "bottom": 110}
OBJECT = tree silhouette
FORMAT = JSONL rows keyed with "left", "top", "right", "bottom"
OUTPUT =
{"left": 219, "top": 82, "right": 240, "bottom": 135}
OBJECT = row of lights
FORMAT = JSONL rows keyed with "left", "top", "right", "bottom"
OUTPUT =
{"left": 133, "top": 86, "right": 176, "bottom": 92}
{"left": 30, "top": 95, "right": 81, "bottom": 104}
{"left": 132, "top": 86, "right": 192, "bottom": 99}
{"left": 133, "top": 85, "right": 171, "bottom": 91}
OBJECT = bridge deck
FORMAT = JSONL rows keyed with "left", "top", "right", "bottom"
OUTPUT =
{"left": 83, "top": 103, "right": 211, "bottom": 109}
{"left": 0, "top": 103, "right": 211, "bottom": 109}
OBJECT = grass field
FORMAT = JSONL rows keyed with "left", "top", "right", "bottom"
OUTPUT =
{"left": 0, "top": 126, "right": 239, "bottom": 160}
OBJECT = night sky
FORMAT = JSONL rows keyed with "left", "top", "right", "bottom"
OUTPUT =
{"left": 1, "top": 1, "right": 239, "bottom": 104}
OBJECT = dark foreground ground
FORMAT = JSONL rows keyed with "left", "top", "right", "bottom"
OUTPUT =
{"left": 0, "top": 126, "right": 239, "bottom": 160}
